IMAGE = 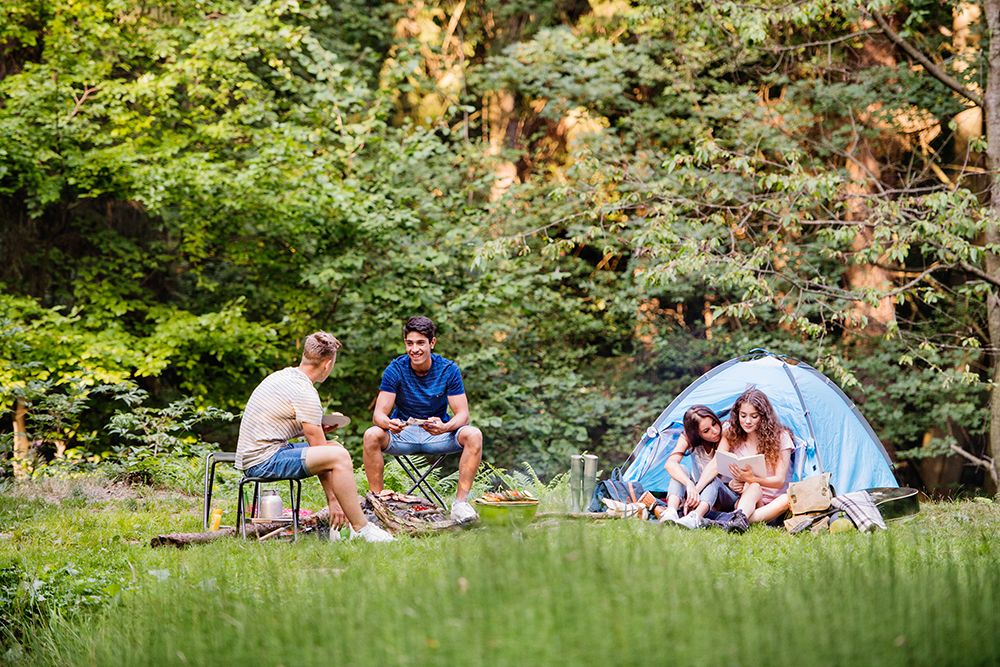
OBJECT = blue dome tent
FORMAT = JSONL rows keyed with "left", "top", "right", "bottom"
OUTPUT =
{"left": 621, "top": 350, "right": 897, "bottom": 494}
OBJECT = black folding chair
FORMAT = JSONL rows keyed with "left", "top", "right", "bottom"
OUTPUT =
{"left": 236, "top": 476, "right": 303, "bottom": 542}
{"left": 393, "top": 445, "right": 462, "bottom": 508}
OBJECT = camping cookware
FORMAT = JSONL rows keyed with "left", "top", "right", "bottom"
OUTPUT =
{"left": 582, "top": 455, "right": 598, "bottom": 510}
{"left": 570, "top": 455, "right": 584, "bottom": 512}
{"left": 474, "top": 499, "right": 539, "bottom": 528}
{"left": 259, "top": 489, "right": 283, "bottom": 519}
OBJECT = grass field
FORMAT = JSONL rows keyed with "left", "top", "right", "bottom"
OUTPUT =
{"left": 2, "top": 475, "right": 999, "bottom": 667}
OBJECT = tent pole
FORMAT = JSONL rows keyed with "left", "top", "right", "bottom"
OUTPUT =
{"left": 781, "top": 361, "right": 825, "bottom": 475}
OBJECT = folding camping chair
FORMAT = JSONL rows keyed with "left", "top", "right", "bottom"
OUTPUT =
{"left": 203, "top": 451, "right": 237, "bottom": 530}
{"left": 236, "top": 475, "right": 302, "bottom": 542}
{"left": 392, "top": 444, "right": 463, "bottom": 509}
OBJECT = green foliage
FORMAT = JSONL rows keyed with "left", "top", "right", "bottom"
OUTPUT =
{"left": 104, "top": 392, "right": 234, "bottom": 488}
{"left": 0, "top": 0, "right": 995, "bottom": 490}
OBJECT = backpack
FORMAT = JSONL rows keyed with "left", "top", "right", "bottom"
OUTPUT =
{"left": 587, "top": 468, "right": 645, "bottom": 512}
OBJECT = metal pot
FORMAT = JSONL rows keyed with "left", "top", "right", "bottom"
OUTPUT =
{"left": 259, "top": 489, "right": 283, "bottom": 519}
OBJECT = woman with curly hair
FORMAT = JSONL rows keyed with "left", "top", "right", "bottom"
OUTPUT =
{"left": 718, "top": 388, "right": 794, "bottom": 525}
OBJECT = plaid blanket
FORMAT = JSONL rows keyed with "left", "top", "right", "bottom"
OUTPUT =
{"left": 831, "top": 491, "right": 887, "bottom": 533}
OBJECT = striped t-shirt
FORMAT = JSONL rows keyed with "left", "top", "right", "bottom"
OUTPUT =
{"left": 378, "top": 353, "right": 465, "bottom": 422}
{"left": 236, "top": 367, "right": 323, "bottom": 470}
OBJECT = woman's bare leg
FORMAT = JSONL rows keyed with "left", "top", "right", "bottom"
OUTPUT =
{"left": 748, "top": 493, "right": 789, "bottom": 524}
{"left": 737, "top": 483, "right": 762, "bottom": 517}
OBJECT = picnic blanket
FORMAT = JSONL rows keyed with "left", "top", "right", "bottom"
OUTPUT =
{"left": 831, "top": 490, "right": 887, "bottom": 533}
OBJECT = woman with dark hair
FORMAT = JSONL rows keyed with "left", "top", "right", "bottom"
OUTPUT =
{"left": 719, "top": 388, "right": 794, "bottom": 525}
{"left": 660, "top": 405, "right": 733, "bottom": 529}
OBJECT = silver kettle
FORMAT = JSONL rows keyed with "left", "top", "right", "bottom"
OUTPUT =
{"left": 259, "top": 489, "right": 283, "bottom": 519}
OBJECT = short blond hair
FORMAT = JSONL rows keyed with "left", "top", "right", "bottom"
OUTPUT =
{"left": 301, "top": 331, "right": 342, "bottom": 366}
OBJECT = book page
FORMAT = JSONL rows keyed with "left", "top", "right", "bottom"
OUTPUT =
{"left": 715, "top": 450, "right": 767, "bottom": 479}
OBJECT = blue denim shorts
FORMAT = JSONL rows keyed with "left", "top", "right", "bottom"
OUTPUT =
{"left": 383, "top": 424, "right": 468, "bottom": 456}
{"left": 244, "top": 442, "right": 312, "bottom": 480}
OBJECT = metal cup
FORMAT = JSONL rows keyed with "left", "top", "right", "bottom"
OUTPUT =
{"left": 582, "top": 454, "right": 598, "bottom": 512}
{"left": 570, "top": 455, "right": 584, "bottom": 513}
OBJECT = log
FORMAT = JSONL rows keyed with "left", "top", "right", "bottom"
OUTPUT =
{"left": 365, "top": 491, "right": 467, "bottom": 535}
{"left": 151, "top": 527, "right": 238, "bottom": 547}
{"left": 151, "top": 508, "right": 330, "bottom": 548}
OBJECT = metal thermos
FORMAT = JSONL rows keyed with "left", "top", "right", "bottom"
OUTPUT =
{"left": 259, "top": 489, "right": 283, "bottom": 519}
{"left": 570, "top": 455, "right": 584, "bottom": 512}
{"left": 582, "top": 454, "right": 598, "bottom": 512}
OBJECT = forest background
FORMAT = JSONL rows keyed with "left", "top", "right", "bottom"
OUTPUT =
{"left": 2, "top": 0, "right": 998, "bottom": 496}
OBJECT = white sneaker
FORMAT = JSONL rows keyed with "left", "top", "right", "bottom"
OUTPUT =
{"left": 349, "top": 522, "right": 395, "bottom": 543}
{"left": 675, "top": 512, "right": 702, "bottom": 529}
{"left": 450, "top": 501, "right": 478, "bottom": 523}
{"left": 657, "top": 507, "right": 679, "bottom": 524}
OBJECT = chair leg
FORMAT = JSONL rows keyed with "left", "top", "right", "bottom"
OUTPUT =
{"left": 398, "top": 455, "right": 449, "bottom": 508}
{"left": 252, "top": 482, "right": 261, "bottom": 520}
{"left": 203, "top": 454, "right": 215, "bottom": 531}
{"left": 204, "top": 453, "right": 237, "bottom": 531}
{"left": 289, "top": 479, "right": 301, "bottom": 543}
{"left": 237, "top": 479, "right": 247, "bottom": 539}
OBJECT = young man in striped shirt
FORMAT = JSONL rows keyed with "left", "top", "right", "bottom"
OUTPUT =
{"left": 363, "top": 316, "right": 483, "bottom": 522}
{"left": 236, "top": 331, "right": 394, "bottom": 542}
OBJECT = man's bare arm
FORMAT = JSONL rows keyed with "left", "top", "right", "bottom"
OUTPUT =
{"left": 302, "top": 422, "right": 337, "bottom": 447}
{"left": 423, "top": 393, "right": 470, "bottom": 435}
{"left": 372, "top": 390, "right": 405, "bottom": 433}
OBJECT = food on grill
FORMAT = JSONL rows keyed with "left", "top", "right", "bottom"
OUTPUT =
{"left": 475, "top": 490, "right": 538, "bottom": 504}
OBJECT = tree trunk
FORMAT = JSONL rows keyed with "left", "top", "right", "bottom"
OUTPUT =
{"left": 12, "top": 398, "right": 30, "bottom": 480}
{"left": 843, "top": 144, "right": 896, "bottom": 331}
{"left": 486, "top": 89, "right": 518, "bottom": 201}
{"left": 984, "top": 0, "right": 1000, "bottom": 493}
{"left": 843, "top": 26, "right": 897, "bottom": 331}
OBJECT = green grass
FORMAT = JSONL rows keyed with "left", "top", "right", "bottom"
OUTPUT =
{"left": 2, "top": 477, "right": 999, "bottom": 667}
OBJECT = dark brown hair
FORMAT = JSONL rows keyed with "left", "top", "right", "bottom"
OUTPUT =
{"left": 682, "top": 405, "right": 723, "bottom": 454}
{"left": 403, "top": 316, "right": 435, "bottom": 341}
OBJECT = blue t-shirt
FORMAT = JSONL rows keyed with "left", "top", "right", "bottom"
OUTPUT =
{"left": 378, "top": 354, "right": 465, "bottom": 422}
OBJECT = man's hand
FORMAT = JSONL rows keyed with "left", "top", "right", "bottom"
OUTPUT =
{"left": 329, "top": 498, "right": 347, "bottom": 530}
{"left": 729, "top": 479, "right": 745, "bottom": 494}
{"left": 385, "top": 418, "right": 406, "bottom": 434}
{"left": 322, "top": 423, "right": 338, "bottom": 435}
{"left": 421, "top": 417, "right": 448, "bottom": 436}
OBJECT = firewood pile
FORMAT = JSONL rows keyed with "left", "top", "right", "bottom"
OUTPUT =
{"left": 363, "top": 491, "right": 469, "bottom": 535}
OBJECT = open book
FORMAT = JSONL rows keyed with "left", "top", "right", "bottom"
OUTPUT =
{"left": 716, "top": 450, "right": 767, "bottom": 480}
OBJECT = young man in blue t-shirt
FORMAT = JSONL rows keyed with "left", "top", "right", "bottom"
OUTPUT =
{"left": 363, "top": 316, "right": 483, "bottom": 522}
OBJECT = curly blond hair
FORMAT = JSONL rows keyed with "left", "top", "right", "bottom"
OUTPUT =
{"left": 726, "top": 389, "right": 790, "bottom": 469}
